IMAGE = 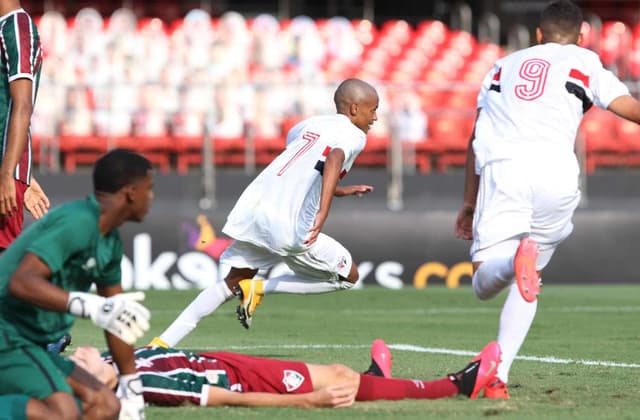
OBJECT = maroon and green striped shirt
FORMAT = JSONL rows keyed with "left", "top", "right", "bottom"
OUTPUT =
{"left": 0, "top": 8, "right": 42, "bottom": 184}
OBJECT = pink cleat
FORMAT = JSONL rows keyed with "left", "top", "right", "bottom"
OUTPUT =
{"left": 449, "top": 341, "right": 502, "bottom": 399}
{"left": 515, "top": 237, "right": 540, "bottom": 303}
{"left": 366, "top": 339, "right": 393, "bottom": 378}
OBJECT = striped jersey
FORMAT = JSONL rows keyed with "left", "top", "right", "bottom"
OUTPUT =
{"left": 0, "top": 8, "right": 42, "bottom": 183}
{"left": 473, "top": 42, "right": 629, "bottom": 172}
{"left": 104, "top": 347, "right": 231, "bottom": 407}
{"left": 222, "top": 114, "right": 366, "bottom": 255}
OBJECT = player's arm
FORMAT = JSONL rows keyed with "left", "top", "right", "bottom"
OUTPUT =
{"left": 206, "top": 385, "right": 355, "bottom": 408}
{"left": 455, "top": 109, "right": 481, "bottom": 240}
{"left": 8, "top": 253, "right": 73, "bottom": 311}
{"left": 607, "top": 95, "right": 640, "bottom": 124}
{"left": 305, "top": 148, "right": 345, "bottom": 245}
{"left": 0, "top": 78, "right": 33, "bottom": 215}
{"left": 334, "top": 185, "right": 373, "bottom": 197}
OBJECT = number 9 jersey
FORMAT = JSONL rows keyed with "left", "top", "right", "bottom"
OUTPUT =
{"left": 473, "top": 42, "right": 629, "bottom": 173}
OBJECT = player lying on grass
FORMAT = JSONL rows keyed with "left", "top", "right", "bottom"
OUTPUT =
{"left": 69, "top": 340, "right": 501, "bottom": 408}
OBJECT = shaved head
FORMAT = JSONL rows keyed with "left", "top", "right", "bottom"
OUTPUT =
{"left": 334, "top": 78, "right": 378, "bottom": 114}
{"left": 333, "top": 78, "right": 379, "bottom": 133}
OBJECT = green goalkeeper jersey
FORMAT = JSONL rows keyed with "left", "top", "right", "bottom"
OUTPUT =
{"left": 0, "top": 194, "right": 123, "bottom": 348}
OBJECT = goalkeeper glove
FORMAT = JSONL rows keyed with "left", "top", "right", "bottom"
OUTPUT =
{"left": 67, "top": 291, "right": 151, "bottom": 345}
{"left": 117, "top": 373, "right": 146, "bottom": 420}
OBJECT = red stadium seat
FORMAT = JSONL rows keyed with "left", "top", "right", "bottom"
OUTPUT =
{"left": 356, "top": 134, "right": 389, "bottom": 166}
{"left": 579, "top": 108, "right": 626, "bottom": 173}
{"left": 428, "top": 112, "right": 475, "bottom": 172}
{"left": 59, "top": 135, "right": 109, "bottom": 173}
{"left": 614, "top": 117, "right": 640, "bottom": 167}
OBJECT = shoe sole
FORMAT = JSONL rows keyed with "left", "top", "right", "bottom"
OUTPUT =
{"left": 470, "top": 341, "right": 502, "bottom": 399}
{"left": 371, "top": 339, "right": 393, "bottom": 378}
{"left": 234, "top": 284, "right": 253, "bottom": 330}
{"left": 515, "top": 238, "right": 540, "bottom": 303}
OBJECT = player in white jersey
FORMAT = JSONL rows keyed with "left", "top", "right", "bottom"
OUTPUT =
{"left": 151, "top": 79, "right": 378, "bottom": 347}
{"left": 455, "top": 0, "right": 640, "bottom": 398}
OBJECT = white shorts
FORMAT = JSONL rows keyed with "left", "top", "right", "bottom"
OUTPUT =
{"left": 471, "top": 156, "right": 581, "bottom": 266}
{"left": 220, "top": 233, "right": 353, "bottom": 281}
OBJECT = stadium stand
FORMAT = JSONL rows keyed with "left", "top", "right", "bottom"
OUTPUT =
{"left": 31, "top": 7, "right": 638, "bottom": 174}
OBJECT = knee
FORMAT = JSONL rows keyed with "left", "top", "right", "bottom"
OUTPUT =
{"left": 329, "top": 364, "right": 360, "bottom": 388}
{"left": 345, "top": 262, "right": 359, "bottom": 284}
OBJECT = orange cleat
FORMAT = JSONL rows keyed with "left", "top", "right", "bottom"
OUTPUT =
{"left": 515, "top": 237, "right": 540, "bottom": 302}
{"left": 484, "top": 377, "right": 510, "bottom": 399}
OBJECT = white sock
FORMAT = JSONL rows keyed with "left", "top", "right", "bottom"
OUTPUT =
{"left": 473, "top": 255, "right": 515, "bottom": 300}
{"left": 496, "top": 282, "right": 538, "bottom": 383}
{"left": 160, "top": 282, "right": 234, "bottom": 347}
{"left": 263, "top": 274, "right": 354, "bottom": 295}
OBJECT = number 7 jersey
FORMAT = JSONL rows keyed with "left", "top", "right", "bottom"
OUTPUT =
{"left": 473, "top": 42, "right": 629, "bottom": 172}
{"left": 222, "top": 114, "right": 366, "bottom": 255}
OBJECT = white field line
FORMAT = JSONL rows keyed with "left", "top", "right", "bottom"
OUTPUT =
{"left": 193, "top": 343, "right": 640, "bottom": 369}
{"left": 154, "top": 305, "right": 640, "bottom": 315}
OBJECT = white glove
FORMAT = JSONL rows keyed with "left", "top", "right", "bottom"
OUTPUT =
{"left": 67, "top": 291, "right": 151, "bottom": 345}
{"left": 117, "top": 373, "right": 146, "bottom": 420}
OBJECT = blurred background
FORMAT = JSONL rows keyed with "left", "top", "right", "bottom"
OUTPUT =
{"left": 23, "top": 0, "right": 640, "bottom": 288}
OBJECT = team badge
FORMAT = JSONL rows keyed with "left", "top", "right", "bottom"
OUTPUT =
{"left": 282, "top": 369, "right": 305, "bottom": 392}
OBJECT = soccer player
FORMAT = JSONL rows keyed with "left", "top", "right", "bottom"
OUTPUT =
{"left": 0, "top": 149, "right": 153, "bottom": 419}
{"left": 70, "top": 340, "right": 501, "bottom": 408}
{"left": 151, "top": 78, "right": 377, "bottom": 347}
{"left": 455, "top": 0, "right": 640, "bottom": 398}
{"left": 0, "top": 1, "right": 51, "bottom": 251}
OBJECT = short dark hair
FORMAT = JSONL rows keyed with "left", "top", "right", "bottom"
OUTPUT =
{"left": 540, "top": 0, "right": 583, "bottom": 41}
{"left": 93, "top": 149, "right": 152, "bottom": 193}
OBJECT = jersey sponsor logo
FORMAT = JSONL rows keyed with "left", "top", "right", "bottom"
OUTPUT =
{"left": 282, "top": 369, "right": 305, "bottom": 392}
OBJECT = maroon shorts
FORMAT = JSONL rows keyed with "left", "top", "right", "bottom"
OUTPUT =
{"left": 202, "top": 351, "right": 314, "bottom": 394}
{"left": 0, "top": 180, "right": 28, "bottom": 249}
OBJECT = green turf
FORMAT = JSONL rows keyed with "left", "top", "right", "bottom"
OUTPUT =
{"left": 70, "top": 285, "right": 640, "bottom": 419}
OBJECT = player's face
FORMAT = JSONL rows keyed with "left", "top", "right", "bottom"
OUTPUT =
{"left": 129, "top": 170, "right": 154, "bottom": 222}
{"left": 353, "top": 93, "right": 379, "bottom": 134}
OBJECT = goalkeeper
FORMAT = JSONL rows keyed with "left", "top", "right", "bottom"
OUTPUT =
{"left": 0, "top": 149, "right": 153, "bottom": 420}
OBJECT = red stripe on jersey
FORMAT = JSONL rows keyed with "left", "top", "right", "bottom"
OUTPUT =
{"left": 569, "top": 69, "right": 589, "bottom": 87}
{"left": 322, "top": 146, "right": 331, "bottom": 156}
{"left": 492, "top": 67, "right": 501, "bottom": 81}
{"left": 339, "top": 169, "right": 347, "bottom": 179}
{"left": 16, "top": 13, "right": 32, "bottom": 74}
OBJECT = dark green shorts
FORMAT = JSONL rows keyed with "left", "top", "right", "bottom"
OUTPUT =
{"left": 0, "top": 343, "right": 75, "bottom": 399}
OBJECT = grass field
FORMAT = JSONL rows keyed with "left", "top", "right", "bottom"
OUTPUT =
{"left": 70, "top": 285, "right": 640, "bottom": 419}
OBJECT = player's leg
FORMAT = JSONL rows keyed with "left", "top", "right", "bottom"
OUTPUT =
{"left": 252, "top": 233, "right": 356, "bottom": 295}
{"left": 332, "top": 341, "right": 501, "bottom": 401}
{"left": 0, "top": 345, "right": 103, "bottom": 419}
{"left": 487, "top": 158, "right": 580, "bottom": 397}
{"left": 152, "top": 240, "right": 272, "bottom": 345}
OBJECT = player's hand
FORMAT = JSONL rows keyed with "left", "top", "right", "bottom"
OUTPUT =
{"left": 307, "top": 384, "right": 356, "bottom": 408}
{"left": 118, "top": 373, "right": 146, "bottom": 420}
{"left": 305, "top": 212, "right": 327, "bottom": 246}
{"left": 0, "top": 172, "right": 17, "bottom": 217}
{"left": 67, "top": 292, "right": 151, "bottom": 345}
{"left": 337, "top": 185, "right": 374, "bottom": 197}
{"left": 455, "top": 204, "right": 474, "bottom": 240}
{"left": 24, "top": 179, "right": 50, "bottom": 219}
